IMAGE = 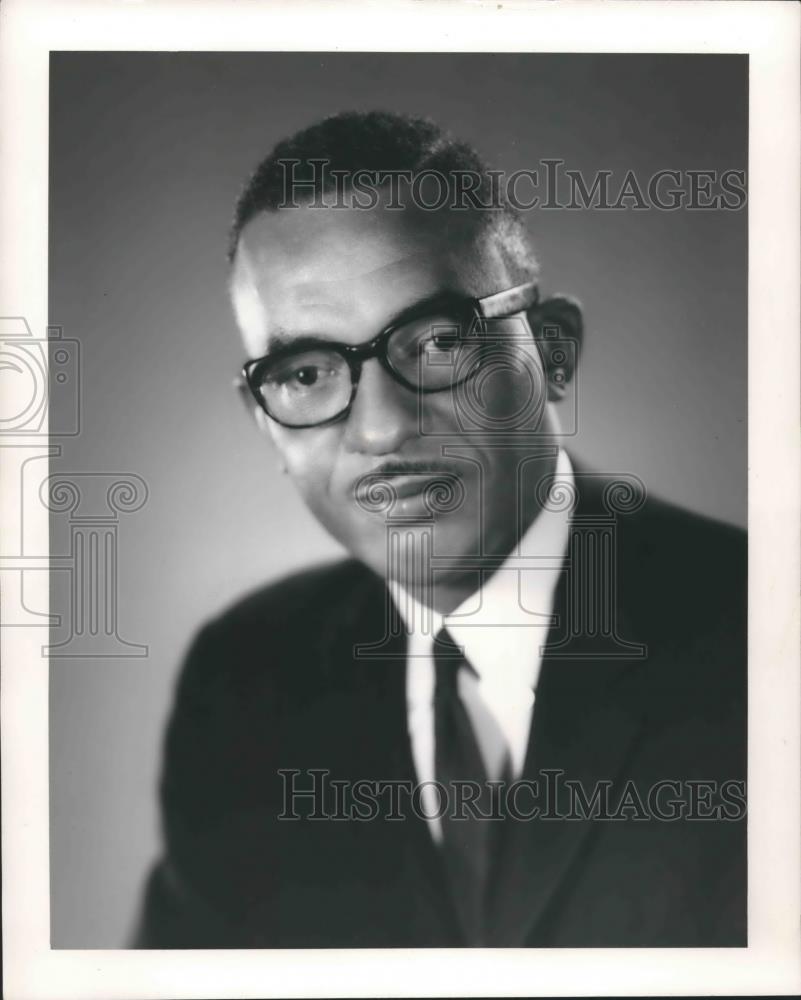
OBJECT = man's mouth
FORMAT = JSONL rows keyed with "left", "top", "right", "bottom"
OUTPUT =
{"left": 353, "top": 462, "right": 465, "bottom": 515}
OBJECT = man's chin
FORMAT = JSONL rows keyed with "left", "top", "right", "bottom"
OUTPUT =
{"left": 354, "top": 514, "right": 482, "bottom": 587}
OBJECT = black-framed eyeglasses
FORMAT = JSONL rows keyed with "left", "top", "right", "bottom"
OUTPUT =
{"left": 236, "top": 280, "right": 540, "bottom": 429}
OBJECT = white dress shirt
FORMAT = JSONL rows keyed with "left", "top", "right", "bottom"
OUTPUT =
{"left": 389, "top": 449, "right": 573, "bottom": 842}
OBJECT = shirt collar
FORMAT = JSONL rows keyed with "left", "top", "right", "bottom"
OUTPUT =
{"left": 389, "top": 448, "right": 574, "bottom": 693}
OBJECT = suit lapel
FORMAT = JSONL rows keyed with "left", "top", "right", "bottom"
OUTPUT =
{"left": 485, "top": 627, "right": 647, "bottom": 944}
{"left": 485, "top": 467, "right": 650, "bottom": 947}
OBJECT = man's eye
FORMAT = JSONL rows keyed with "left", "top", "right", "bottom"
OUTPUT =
{"left": 270, "top": 364, "right": 336, "bottom": 390}
{"left": 290, "top": 366, "right": 320, "bottom": 387}
{"left": 422, "top": 334, "right": 458, "bottom": 353}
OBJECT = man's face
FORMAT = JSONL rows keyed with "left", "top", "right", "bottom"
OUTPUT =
{"left": 230, "top": 201, "right": 557, "bottom": 594}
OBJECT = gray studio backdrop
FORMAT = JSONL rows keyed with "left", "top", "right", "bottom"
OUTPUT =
{"left": 49, "top": 52, "right": 747, "bottom": 947}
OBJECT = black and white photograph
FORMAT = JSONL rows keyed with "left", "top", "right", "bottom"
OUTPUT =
{"left": 51, "top": 47, "right": 751, "bottom": 949}
{"left": 2, "top": 1, "right": 799, "bottom": 997}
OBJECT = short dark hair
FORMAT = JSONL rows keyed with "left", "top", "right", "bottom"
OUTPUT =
{"left": 228, "top": 109, "right": 536, "bottom": 280}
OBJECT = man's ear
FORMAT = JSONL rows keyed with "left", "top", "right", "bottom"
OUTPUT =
{"left": 527, "top": 294, "right": 583, "bottom": 402}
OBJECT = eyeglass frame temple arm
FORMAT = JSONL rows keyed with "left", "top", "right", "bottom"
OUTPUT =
{"left": 233, "top": 280, "right": 541, "bottom": 399}
{"left": 477, "top": 281, "right": 539, "bottom": 320}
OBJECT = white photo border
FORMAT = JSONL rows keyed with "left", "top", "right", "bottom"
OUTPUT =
{"left": 1, "top": 1, "right": 799, "bottom": 997}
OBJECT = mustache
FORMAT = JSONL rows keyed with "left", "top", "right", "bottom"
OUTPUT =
{"left": 363, "top": 459, "right": 465, "bottom": 479}
{"left": 352, "top": 460, "right": 466, "bottom": 507}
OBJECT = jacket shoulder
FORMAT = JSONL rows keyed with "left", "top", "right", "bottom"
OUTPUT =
{"left": 173, "top": 557, "right": 378, "bottom": 706}
{"left": 622, "top": 493, "right": 746, "bottom": 602}
{"left": 209, "top": 556, "right": 374, "bottom": 635}
{"left": 613, "top": 493, "right": 747, "bottom": 716}
{"left": 629, "top": 492, "right": 745, "bottom": 548}
{"left": 571, "top": 462, "right": 745, "bottom": 576}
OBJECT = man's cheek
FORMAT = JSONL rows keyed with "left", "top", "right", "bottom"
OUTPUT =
{"left": 274, "top": 426, "right": 325, "bottom": 470}
{"left": 420, "top": 393, "right": 463, "bottom": 435}
{"left": 279, "top": 433, "right": 342, "bottom": 499}
{"left": 286, "top": 458, "right": 331, "bottom": 500}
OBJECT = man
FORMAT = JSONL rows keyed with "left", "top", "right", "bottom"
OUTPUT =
{"left": 135, "top": 111, "right": 746, "bottom": 948}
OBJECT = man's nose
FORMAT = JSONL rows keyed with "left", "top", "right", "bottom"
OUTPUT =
{"left": 342, "top": 358, "right": 417, "bottom": 455}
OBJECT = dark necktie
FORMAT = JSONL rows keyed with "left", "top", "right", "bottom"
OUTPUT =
{"left": 433, "top": 626, "right": 497, "bottom": 946}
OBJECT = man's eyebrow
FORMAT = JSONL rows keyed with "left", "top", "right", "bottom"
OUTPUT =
{"left": 257, "top": 289, "right": 464, "bottom": 361}
{"left": 263, "top": 330, "right": 321, "bottom": 354}
{"left": 387, "top": 288, "right": 463, "bottom": 327}
{"left": 257, "top": 331, "right": 343, "bottom": 363}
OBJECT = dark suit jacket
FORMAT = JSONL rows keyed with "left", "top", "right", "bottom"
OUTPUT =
{"left": 135, "top": 469, "right": 747, "bottom": 948}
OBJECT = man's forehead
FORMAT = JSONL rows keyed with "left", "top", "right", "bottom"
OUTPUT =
{"left": 229, "top": 204, "right": 481, "bottom": 352}
{"left": 234, "top": 202, "right": 460, "bottom": 288}
{"left": 234, "top": 243, "right": 455, "bottom": 312}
